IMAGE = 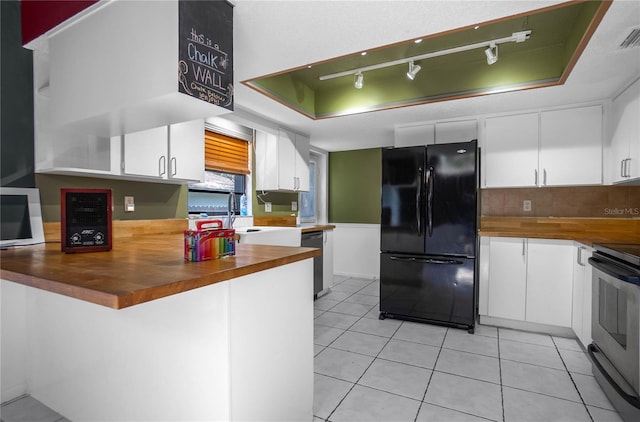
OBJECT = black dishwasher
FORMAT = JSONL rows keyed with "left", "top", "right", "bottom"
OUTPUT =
{"left": 301, "top": 231, "right": 323, "bottom": 298}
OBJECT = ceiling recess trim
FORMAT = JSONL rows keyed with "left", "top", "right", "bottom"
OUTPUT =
{"left": 242, "top": 0, "right": 612, "bottom": 120}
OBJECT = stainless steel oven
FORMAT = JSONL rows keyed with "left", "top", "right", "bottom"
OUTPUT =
{"left": 588, "top": 243, "right": 640, "bottom": 422}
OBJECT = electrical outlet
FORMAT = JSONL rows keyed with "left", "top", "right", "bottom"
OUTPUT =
{"left": 291, "top": 201, "right": 298, "bottom": 211}
{"left": 124, "top": 196, "right": 135, "bottom": 212}
{"left": 265, "top": 202, "right": 272, "bottom": 212}
{"left": 523, "top": 200, "right": 532, "bottom": 212}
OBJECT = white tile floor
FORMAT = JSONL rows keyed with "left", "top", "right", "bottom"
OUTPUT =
{"left": 1, "top": 275, "right": 625, "bottom": 422}
{"left": 314, "top": 275, "right": 624, "bottom": 422}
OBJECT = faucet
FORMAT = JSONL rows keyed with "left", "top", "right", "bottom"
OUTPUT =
{"left": 227, "top": 192, "right": 236, "bottom": 229}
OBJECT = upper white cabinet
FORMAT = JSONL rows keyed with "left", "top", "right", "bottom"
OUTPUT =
{"left": 394, "top": 119, "right": 477, "bottom": 147}
{"left": 435, "top": 120, "right": 477, "bottom": 144}
{"left": 609, "top": 78, "right": 640, "bottom": 183}
{"left": 46, "top": 1, "right": 231, "bottom": 137}
{"left": 394, "top": 124, "right": 435, "bottom": 147}
{"left": 483, "top": 105, "right": 603, "bottom": 188}
{"left": 484, "top": 113, "right": 539, "bottom": 188}
{"left": 539, "top": 105, "right": 602, "bottom": 186}
{"left": 122, "top": 119, "right": 204, "bottom": 183}
{"left": 255, "top": 129, "right": 310, "bottom": 192}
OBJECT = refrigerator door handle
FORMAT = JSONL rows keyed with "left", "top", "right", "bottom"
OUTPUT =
{"left": 416, "top": 167, "right": 423, "bottom": 236}
{"left": 389, "top": 256, "right": 462, "bottom": 265}
{"left": 426, "top": 166, "right": 434, "bottom": 237}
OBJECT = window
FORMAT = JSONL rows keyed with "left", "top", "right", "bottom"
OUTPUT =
{"left": 299, "top": 161, "right": 316, "bottom": 223}
{"left": 204, "top": 130, "right": 250, "bottom": 174}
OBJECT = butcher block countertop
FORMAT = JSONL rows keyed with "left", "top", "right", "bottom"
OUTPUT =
{"left": 300, "top": 224, "right": 336, "bottom": 233}
{"left": 479, "top": 217, "right": 640, "bottom": 245}
{"left": 0, "top": 234, "right": 320, "bottom": 310}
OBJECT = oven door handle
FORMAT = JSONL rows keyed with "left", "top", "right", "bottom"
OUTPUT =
{"left": 588, "top": 257, "right": 640, "bottom": 285}
{"left": 588, "top": 344, "right": 640, "bottom": 409}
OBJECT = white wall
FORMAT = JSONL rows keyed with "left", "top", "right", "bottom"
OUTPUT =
{"left": 332, "top": 224, "right": 380, "bottom": 280}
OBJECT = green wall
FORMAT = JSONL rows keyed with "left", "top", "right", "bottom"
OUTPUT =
{"left": 329, "top": 148, "right": 381, "bottom": 224}
{"left": 36, "top": 174, "right": 188, "bottom": 222}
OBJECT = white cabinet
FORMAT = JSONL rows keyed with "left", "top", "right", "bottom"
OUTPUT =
{"left": 487, "top": 237, "right": 527, "bottom": 320}
{"left": 572, "top": 243, "right": 593, "bottom": 348}
{"left": 484, "top": 113, "right": 539, "bottom": 187}
{"left": 435, "top": 120, "right": 477, "bottom": 144}
{"left": 322, "top": 230, "right": 334, "bottom": 291}
{"left": 526, "top": 239, "right": 575, "bottom": 327}
{"left": 255, "top": 129, "right": 310, "bottom": 192}
{"left": 394, "top": 124, "right": 435, "bottom": 147}
{"left": 46, "top": 0, "right": 228, "bottom": 137}
{"left": 610, "top": 78, "right": 640, "bottom": 183}
{"left": 123, "top": 119, "right": 204, "bottom": 182}
{"left": 539, "top": 105, "right": 602, "bottom": 186}
{"left": 483, "top": 106, "right": 603, "bottom": 188}
{"left": 484, "top": 236, "right": 574, "bottom": 328}
{"left": 393, "top": 119, "right": 477, "bottom": 147}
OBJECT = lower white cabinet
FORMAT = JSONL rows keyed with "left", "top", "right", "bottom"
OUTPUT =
{"left": 322, "top": 230, "right": 334, "bottom": 291}
{"left": 572, "top": 243, "right": 593, "bottom": 348}
{"left": 525, "top": 239, "right": 574, "bottom": 327}
{"left": 487, "top": 237, "right": 527, "bottom": 320}
{"left": 484, "top": 236, "right": 574, "bottom": 328}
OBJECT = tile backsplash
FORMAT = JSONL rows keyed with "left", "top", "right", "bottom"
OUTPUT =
{"left": 481, "top": 186, "right": 640, "bottom": 218}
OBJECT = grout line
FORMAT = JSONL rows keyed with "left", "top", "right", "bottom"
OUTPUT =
{"left": 498, "top": 328, "right": 506, "bottom": 422}
{"left": 322, "top": 288, "right": 400, "bottom": 421}
{"left": 551, "top": 336, "right": 596, "bottom": 422}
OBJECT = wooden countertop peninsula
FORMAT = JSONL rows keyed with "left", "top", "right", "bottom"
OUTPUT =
{"left": 480, "top": 216, "right": 640, "bottom": 245}
{"left": 0, "top": 233, "right": 320, "bottom": 310}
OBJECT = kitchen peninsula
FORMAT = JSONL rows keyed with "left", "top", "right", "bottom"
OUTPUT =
{"left": 1, "top": 232, "right": 320, "bottom": 421}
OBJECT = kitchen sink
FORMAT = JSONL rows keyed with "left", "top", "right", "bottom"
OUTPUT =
{"left": 235, "top": 226, "right": 301, "bottom": 247}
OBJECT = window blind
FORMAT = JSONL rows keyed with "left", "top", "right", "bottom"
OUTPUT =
{"left": 204, "top": 130, "right": 250, "bottom": 175}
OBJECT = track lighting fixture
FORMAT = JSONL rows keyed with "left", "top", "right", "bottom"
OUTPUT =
{"left": 354, "top": 71, "right": 364, "bottom": 89}
{"left": 484, "top": 43, "right": 498, "bottom": 65}
{"left": 319, "top": 30, "right": 530, "bottom": 82}
{"left": 406, "top": 61, "right": 422, "bottom": 80}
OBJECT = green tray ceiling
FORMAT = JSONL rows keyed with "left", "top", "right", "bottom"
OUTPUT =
{"left": 243, "top": 1, "right": 610, "bottom": 119}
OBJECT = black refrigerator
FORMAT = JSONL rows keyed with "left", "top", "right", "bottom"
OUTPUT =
{"left": 379, "top": 140, "right": 478, "bottom": 333}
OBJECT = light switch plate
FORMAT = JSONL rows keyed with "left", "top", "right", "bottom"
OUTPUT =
{"left": 265, "top": 202, "right": 272, "bottom": 212}
{"left": 291, "top": 201, "right": 297, "bottom": 211}
{"left": 124, "top": 196, "right": 135, "bottom": 212}
{"left": 523, "top": 200, "right": 532, "bottom": 212}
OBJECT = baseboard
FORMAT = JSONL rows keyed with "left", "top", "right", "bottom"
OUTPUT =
{"left": 479, "top": 315, "right": 576, "bottom": 338}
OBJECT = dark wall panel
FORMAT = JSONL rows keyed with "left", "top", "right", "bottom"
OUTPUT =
{"left": 1, "top": 0, "right": 35, "bottom": 188}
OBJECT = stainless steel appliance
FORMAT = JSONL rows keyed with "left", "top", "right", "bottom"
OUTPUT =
{"left": 379, "top": 141, "right": 478, "bottom": 333}
{"left": 588, "top": 243, "right": 640, "bottom": 422}
{"left": 301, "top": 231, "right": 323, "bottom": 298}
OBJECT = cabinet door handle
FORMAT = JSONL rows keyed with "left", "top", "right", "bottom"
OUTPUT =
{"left": 534, "top": 169, "right": 538, "bottom": 186}
{"left": 577, "top": 246, "right": 586, "bottom": 266}
{"left": 625, "top": 158, "right": 632, "bottom": 178}
{"left": 522, "top": 239, "right": 526, "bottom": 257}
{"left": 543, "top": 169, "right": 547, "bottom": 186}
{"left": 621, "top": 159, "right": 626, "bottom": 178}
{"left": 159, "top": 156, "right": 166, "bottom": 176}
{"left": 171, "top": 157, "right": 177, "bottom": 177}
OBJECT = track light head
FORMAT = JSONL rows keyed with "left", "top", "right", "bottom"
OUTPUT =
{"left": 485, "top": 43, "right": 498, "bottom": 65}
{"left": 354, "top": 71, "right": 364, "bottom": 89}
{"left": 406, "top": 61, "right": 422, "bottom": 80}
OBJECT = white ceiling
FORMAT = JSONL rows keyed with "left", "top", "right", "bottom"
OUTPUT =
{"left": 231, "top": 0, "right": 640, "bottom": 151}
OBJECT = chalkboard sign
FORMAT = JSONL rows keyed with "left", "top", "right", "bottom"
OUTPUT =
{"left": 178, "top": 1, "right": 234, "bottom": 110}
